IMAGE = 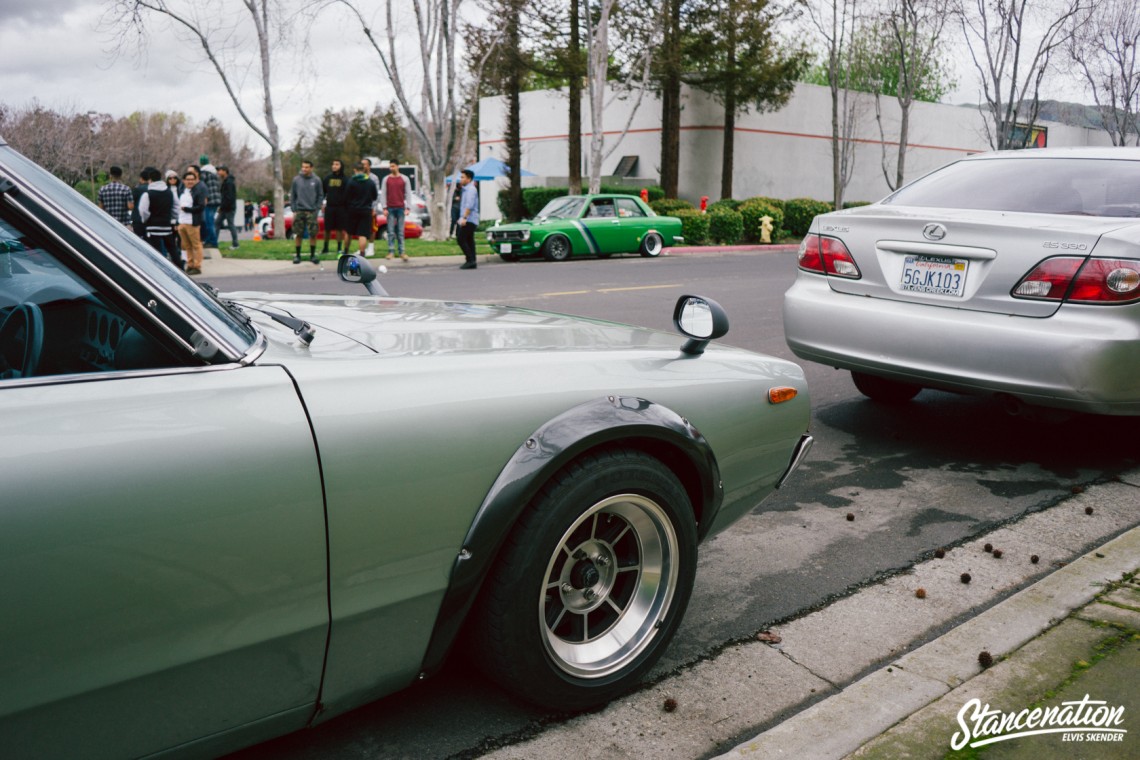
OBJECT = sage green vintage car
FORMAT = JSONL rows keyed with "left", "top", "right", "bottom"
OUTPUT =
{"left": 486, "top": 194, "right": 685, "bottom": 261}
{"left": 0, "top": 140, "right": 811, "bottom": 759}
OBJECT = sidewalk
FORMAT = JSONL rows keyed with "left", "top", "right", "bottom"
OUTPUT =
{"left": 480, "top": 470, "right": 1140, "bottom": 759}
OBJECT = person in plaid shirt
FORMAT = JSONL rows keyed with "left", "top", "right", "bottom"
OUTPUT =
{"left": 97, "top": 166, "right": 134, "bottom": 226}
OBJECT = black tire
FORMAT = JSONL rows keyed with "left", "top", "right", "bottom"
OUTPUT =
{"left": 639, "top": 232, "right": 663, "bottom": 257}
{"left": 472, "top": 449, "right": 697, "bottom": 711}
{"left": 851, "top": 371, "right": 921, "bottom": 403}
{"left": 499, "top": 252, "right": 520, "bottom": 262}
{"left": 543, "top": 235, "right": 572, "bottom": 262}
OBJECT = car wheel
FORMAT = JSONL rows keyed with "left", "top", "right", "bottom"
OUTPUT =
{"left": 851, "top": 371, "right": 921, "bottom": 403}
{"left": 472, "top": 449, "right": 697, "bottom": 711}
{"left": 543, "top": 235, "right": 572, "bottom": 262}
{"left": 639, "top": 232, "right": 663, "bottom": 257}
{"left": 500, "top": 252, "right": 520, "bottom": 262}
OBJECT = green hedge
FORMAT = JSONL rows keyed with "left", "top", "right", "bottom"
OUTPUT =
{"left": 743, "top": 196, "right": 785, "bottom": 213}
{"left": 707, "top": 209, "right": 744, "bottom": 244}
{"left": 498, "top": 185, "right": 666, "bottom": 218}
{"left": 673, "top": 208, "right": 709, "bottom": 245}
{"left": 783, "top": 198, "right": 834, "bottom": 237}
{"left": 650, "top": 198, "right": 696, "bottom": 215}
{"left": 707, "top": 199, "right": 742, "bottom": 213}
{"left": 739, "top": 199, "right": 784, "bottom": 243}
{"left": 843, "top": 200, "right": 872, "bottom": 209}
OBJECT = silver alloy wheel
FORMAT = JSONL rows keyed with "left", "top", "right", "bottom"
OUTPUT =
{"left": 539, "top": 493, "right": 679, "bottom": 678}
{"left": 546, "top": 236, "right": 571, "bottom": 261}
{"left": 641, "top": 232, "right": 663, "bottom": 257}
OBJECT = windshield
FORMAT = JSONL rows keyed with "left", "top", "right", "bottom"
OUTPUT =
{"left": 536, "top": 196, "right": 587, "bottom": 219}
{"left": 0, "top": 143, "right": 257, "bottom": 352}
{"left": 884, "top": 157, "right": 1140, "bottom": 217}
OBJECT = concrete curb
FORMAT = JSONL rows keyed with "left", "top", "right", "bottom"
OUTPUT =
{"left": 716, "top": 523, "right": 1140, "bottom": 759}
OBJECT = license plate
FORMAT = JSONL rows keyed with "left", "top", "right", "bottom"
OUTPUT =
{"left": 500, "top": 243, "right": 512, "bottom": 253}
{"left": 900, "top": 255, "right": 968, "bottom": 297}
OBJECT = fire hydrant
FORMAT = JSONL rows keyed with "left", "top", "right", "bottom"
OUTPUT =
{"left": 640, "top": 188, "right": 649, "bottom": 203}
{"left": 700, "top": 195, "right": 709, "bottom": 213}
{"left": 760, "top": 216, "right": 774, "bottom": 244}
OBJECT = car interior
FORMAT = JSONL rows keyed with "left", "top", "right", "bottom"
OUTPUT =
{"left": 0, "top": 212, "right": 178, "bottom": 380}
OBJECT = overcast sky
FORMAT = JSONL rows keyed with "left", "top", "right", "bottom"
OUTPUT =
{"left": 0, "top": 0, "right": 415, "bottom": 154}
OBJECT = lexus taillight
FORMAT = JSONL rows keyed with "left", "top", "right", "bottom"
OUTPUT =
{"left": 798, "top": 234, "right": 861, "bottom": 278}
{"left": 1013, "top": 256, "right": 1140, "bottom": 304}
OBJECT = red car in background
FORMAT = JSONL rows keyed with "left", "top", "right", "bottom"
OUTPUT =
{"left": 260, "top": 208, "right": 424, "bottom": 240}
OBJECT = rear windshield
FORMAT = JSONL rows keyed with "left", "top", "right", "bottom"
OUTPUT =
{"left": 883, "top": 157, "right": 1140, "bottom": 217}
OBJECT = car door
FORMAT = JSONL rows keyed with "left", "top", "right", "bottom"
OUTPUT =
{"left": 616, "top": 197, "right": 652, "bottom": 251}
{"left": 579, "top": 197, "right": 625, "bottom": 254}
{"left": 0, "top": 202, "right": 328, "bottom": 758}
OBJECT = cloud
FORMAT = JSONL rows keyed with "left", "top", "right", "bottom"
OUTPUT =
{"left": 0, "top": 0, "right": 86, "bottom": 23}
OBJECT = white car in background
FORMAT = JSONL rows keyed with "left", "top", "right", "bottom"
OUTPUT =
{"left": 783, "top": 147, "right": 1140, "bottom": 417}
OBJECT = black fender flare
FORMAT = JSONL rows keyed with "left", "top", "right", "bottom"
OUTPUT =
{"left": 419, "top": 395, "right": 723, "bottom": 677}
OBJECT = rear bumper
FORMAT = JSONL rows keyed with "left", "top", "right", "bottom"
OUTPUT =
{"left": 783, "top": 274, "right": 1140, "bottom": 415}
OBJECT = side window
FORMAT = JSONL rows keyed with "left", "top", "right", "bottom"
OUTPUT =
{"left": 588, "top": 199, "right": 616, "bottom": 218}
{"left": 0, "top": 208, "right": 177, "bottom": 381}
{"left": 616, "top": 198, "right": 646, "bottom": 218}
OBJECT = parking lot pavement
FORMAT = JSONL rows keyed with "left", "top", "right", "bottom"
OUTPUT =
{"left": 479, "top": 470, "right": 1140, "bottom": 759}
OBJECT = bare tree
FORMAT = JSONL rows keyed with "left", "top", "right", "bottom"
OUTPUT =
{"left": 582, "top": 0, "right": 660, "bottom": 193}
{"left": 957, "top": 0, "right": 1089, "bottom": 150}
{"left": 337, "top": 0, "right": 495, "bottom": 240}
{"left": 1, "top": 103, "right": 103, "bottom": 188}
{"left": 1066, "top": 0, "right": 1140, "bottom": 146}
{"left": 804, "top": 0, "right": 863, "bottom": 208}
{"left": 874, "top": 0, "right": 953, "bottom": 189}
{"left": 104, "top": 0, "right": 291, "bottom": 239}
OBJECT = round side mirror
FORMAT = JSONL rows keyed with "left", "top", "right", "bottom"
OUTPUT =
{"left": 673, "top": 295, "right": 729, "bottom": 355}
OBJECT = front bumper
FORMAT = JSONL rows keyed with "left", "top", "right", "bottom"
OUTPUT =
{"left": 783, "top": 274, "right": 1140, "bottom": 415}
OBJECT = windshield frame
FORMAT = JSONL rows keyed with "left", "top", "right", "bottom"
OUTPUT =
{"left": 0, "top": 140, "right": 259, "bottom": 362}
{"left": 536, "top": 196, "right": 587, "bottom": 220}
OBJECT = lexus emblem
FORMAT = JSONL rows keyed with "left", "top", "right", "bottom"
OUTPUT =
{"left": 923, "top": 223, "right": 947, "bottom": 241}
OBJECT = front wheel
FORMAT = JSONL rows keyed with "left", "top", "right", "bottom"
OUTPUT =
{"left": 639, "top": 232, "right": 663, "bottom": 257}
{"left": 543, "top": 235, "right": 572, "bottom": 262}
{"left": 472, "top": 449, "right": 697, "bottom": 710}
{"left": 851, "top": 371, "right": 921, "bottom": 403}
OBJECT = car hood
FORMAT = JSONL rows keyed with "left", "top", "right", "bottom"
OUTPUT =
{"left": 227, "top": 293, "right": 686, "bottom": 358}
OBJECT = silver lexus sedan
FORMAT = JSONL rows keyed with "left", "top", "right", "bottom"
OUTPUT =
{"left": 784, "top": 147, "right": 1140, "bottom": 416}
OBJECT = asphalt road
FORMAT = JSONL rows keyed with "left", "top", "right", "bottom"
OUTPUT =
{"left": 214, "top": 251, "right": 1140, "bottom": 760}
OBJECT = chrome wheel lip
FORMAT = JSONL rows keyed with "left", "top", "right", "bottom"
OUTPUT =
{"left": 643, "top": 233, "right": 663, "bottom": 256}
{"left": 540, "top": 493, "right": 679, "bottom": 679}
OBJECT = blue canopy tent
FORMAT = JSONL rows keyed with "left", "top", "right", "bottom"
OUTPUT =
{"left": 460, "top": 156, "right": 536, "bottom": 181}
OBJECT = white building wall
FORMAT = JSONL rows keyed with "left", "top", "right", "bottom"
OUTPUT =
{"left": 478, "top": 82, "right": 1112, "bottom": 221}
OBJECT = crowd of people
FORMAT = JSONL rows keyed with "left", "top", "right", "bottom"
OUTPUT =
{"left": 97, "top": 155, "right": 240, "bottom": 275}
{"left": 97, "top": 154, "right": 482, "bottom": 272}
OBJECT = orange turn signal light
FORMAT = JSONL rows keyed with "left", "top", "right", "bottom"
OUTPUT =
{"left": 768, "top": 387, "right": 798, "bottom": 404}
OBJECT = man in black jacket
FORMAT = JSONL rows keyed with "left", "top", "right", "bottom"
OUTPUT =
{"left": 344, "top": 161, "right": 378, "bottom": 257}
{"left": 322, "top": 159, "right": 349, "bottom": 255}
{"left": 216, "top": 166, "right": 240, "bottom": 249}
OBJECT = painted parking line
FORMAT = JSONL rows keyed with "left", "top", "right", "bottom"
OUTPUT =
{"left": 537, "top": 284, "right": 682, "bottom": 298}
{"left": 597, "top": 284, "right": 682, "bottom": 293}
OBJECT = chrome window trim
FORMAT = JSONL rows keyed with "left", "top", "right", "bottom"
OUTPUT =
{"left": 0, "top": 360, "right": 249, "bottom": 391}
{"left": 0, "top": 160, "right": 245, "bottom": 362}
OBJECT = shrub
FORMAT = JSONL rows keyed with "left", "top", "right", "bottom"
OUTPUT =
{"left": 707, "top": 209, "right": 744, "bottom": 244}
{"left": 651, "top": 198, "right": 696, "bottom": 215}
{"left": 743, "top": 196, "right": 786, "bottom": 213}
{"left": 783, "top": 198, "right": 835, "bottom": 237}
{"left": 707, "top": 199, "right": 742, "bottom": 214}
{"left": 843, "top": 200, "right": 872, "bottom": 209}
{"left": 738, "top": 199, "right": 784, "bottom": 243}
{"left": 673, "top": 208, "right": 709, "bottom": 245}
{"left": 600, "top": 184, "right": 665, "bottom": 202}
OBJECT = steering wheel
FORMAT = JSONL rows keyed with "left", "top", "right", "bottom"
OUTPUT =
{"left": 0, "top": 303, "right": 44, "bottom": 379}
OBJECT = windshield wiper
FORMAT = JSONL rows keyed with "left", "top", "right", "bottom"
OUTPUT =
{"left": 237, "top": 302, "right": 316, "bottom": 346}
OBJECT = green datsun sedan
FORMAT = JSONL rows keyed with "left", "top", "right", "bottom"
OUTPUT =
{"left": 487, "top": 194, "right": 685, "bottom": 261}
{"left": 0, "top": 140, "right": 811, "bottom": 759}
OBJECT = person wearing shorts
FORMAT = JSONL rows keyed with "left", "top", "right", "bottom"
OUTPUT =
{"left": 345, "top": 161, "right": 378, "bottom": 255}
{"left": 290, "top": 160, "right": 324, "bottom": 264}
